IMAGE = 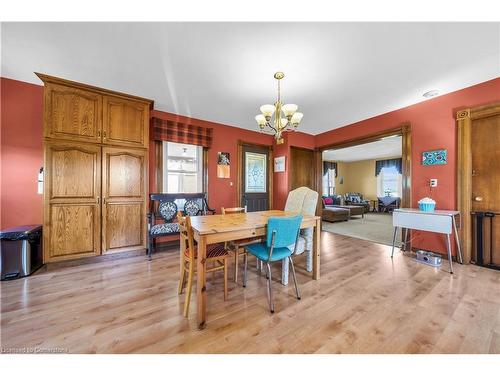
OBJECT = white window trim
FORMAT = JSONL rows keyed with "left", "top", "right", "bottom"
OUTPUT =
{"left": 162, "top": 141, "right": 203, "bottom": 193}
{"left": 377, "top": 167, "right": 402, "bottom": 197}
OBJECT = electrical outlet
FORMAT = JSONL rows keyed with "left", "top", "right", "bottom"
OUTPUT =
{"left": 430, "top": 179, "right": 438, "bottom": 187}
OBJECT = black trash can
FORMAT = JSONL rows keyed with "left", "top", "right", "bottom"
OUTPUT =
{"left": 0, "top": 225, "right": 43, "bottom": 280}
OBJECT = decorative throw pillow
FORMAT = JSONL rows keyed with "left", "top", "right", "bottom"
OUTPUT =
{"left": 324, "top": 197, "right": 333, "bottom": 205}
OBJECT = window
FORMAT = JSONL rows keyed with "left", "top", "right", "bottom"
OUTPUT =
{"left": 377, "top": 166, "right": 402, "bottom": 197}
{"left": 162, "top": 141, "right": 203, "bottom": 193}
{"left": 322, "top": 167, "right": 336, "bottom": 196}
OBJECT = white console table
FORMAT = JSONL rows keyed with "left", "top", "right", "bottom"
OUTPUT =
{"left": 391, "top": 208, "right": 463, "bottom": 273}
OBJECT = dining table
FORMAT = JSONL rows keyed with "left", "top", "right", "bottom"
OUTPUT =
{"left": 189, "top": 209, "right": 321, "bottom": 329}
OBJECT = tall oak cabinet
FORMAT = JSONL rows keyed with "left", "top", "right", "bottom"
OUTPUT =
{"left": 37, "top": 74, "right": 153, "bottom": 263}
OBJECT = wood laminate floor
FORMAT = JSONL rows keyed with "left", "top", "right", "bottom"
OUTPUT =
{"left": 1, "top": 231, "right": 499, "bottom": 354}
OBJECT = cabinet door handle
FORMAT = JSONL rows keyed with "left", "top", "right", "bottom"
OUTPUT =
{"left": 97, "top": 130, "right": 101, "bottom": 137}
{"left": 103, "top": 197, "right": 106, "bottom": 204}
{"left": 103, "top": 131, "right": 107, "bottom": 139}
{"left": 97, "top": 197, "right": 100, "bottom": 204}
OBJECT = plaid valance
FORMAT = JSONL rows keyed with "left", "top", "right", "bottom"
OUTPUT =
{"left": 151, "top": 117, "right": 213, "bottom": 148}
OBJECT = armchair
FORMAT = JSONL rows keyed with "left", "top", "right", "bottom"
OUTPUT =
{"left": 147, "top": 193, "right": 215, "bottom": 259}
{"left": 280, "top": 186, "right": 319, "bottom": 285}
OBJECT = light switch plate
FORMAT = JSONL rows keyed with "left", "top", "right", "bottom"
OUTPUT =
{"left": 430, "top": 179, "right": 438, "bottom": 187}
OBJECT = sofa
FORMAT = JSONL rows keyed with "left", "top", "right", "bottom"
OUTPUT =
{"left": 344, "top": 193, "right": 370, "bottom": 213}
{"left": 322, "top": 196, "right": 364, "bottom": 220}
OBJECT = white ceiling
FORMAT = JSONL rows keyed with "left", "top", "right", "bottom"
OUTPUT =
{"left": 1, "top": 22, "right": 499, "bottom": 135}
{"left": 323, "top": 136, "right": 402, "bottom": 162}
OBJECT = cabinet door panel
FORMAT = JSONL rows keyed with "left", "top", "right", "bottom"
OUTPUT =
{"left": 102, "top": 147, "right": 147, "bottom": 253}
{"left": 45, "top": 83, "right": 102, "bottom": 143}
{"left": 103, "top": 96, "right": 148, "bottom": 148}
{"left": 49, "top": 147, "right": 98, "bottom": 199}
{"left": 104, "top": 202, "right": 144, "bottom": 251}
{"left": 44, "top": 141, "right": 101, "bottom": 262}
{"left": 49, "top": 204, "right": 100, "bottom": 259}
{"left": 107, "top": 153, "right": 143, "bottom": 198}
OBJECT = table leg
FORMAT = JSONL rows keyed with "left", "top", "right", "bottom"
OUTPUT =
{"left": 446, "top": 233, "right": 453, "bottom": 274}
{"left": 403, "top": 228, "right": 409, "bottom": 251}
{"left": 391, "top": 226, "right": 398, "bottom": 258}
{"left": 196, "top": 235, "right": 207, "bottom": 329}
{"left": 313, "top": 218, "right": 321, "bottom": 280}
{"left": 453, "top": 215, "right": 463, "bottom": 264}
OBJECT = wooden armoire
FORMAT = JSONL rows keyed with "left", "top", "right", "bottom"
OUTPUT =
{"left": 37, "top": 73, "right": 153, "bottom": 263}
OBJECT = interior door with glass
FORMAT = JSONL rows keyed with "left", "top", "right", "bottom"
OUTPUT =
{"left": 241, "top": 144, "right": 269, "bottom": 212}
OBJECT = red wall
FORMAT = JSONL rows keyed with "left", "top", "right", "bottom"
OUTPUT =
{"left": 316, "top": 77, "right": 500, "bottom": 255}
{"left": 149, "top": 110, "right": 274, "bottom": 213}
{"left": 272, "top": 131, "right": 316, "bottom": 210}
{"left": 1, "top": 78, "right": 43, "bottom": 228}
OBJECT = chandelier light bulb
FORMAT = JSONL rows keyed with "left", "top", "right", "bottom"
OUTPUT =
{"left": 291, "top": 112, "right": 303, "bottom": 125}
{"left": 255, "top": 114, "right": 266, "bottom": 126}
{"left": 260, "top": 104, "right": 276, "bottom": 117}
{"left": 282, "top": 104, "right": 298, "bottom": 117}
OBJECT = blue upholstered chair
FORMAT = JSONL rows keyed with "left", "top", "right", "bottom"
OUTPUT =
{"left": 243, "top": 215, "right": 303, "bottom": 313}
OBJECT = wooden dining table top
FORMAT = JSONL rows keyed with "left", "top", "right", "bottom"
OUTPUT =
{"left": 189, "top": 210, "right": 320, "bottom": 235}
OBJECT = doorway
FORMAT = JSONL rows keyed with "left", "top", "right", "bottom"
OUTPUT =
{"left": 238, "top": 142, "right": 272, "bottom": 212}
{"left": 457, "top": 103, "right": 500, "bottom": 268}
{"left": 316, "top": 124, "right": 412, "bottom": 247}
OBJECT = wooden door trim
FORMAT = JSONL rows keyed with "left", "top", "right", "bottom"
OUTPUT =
{"left": 289, "top": 146, "right": 315, "bottom": 192}
{"left": 237, "top": 140, "right": 273, "bottom": 210}
{"left": 456, "top": 102, "right": 500, "bottom": 264}
{"left": 316, "top": 123, "right": 412, "bottom": 210}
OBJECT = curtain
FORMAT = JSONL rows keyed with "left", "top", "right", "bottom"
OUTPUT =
{"left": 375, "top": 158, "right": 402, "bottom": 176}
{"left": 323, "top": 161, "right": 338, "bottom": 177}
{"left": 151, "top": 117, "right": 213, "bottom": 148}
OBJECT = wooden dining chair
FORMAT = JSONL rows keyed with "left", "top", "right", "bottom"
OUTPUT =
{"left": 221, "top": 206, "right": 262, "bottom": 283}
{"left": 177, "top": 212, "right": 229, "bottom": 317}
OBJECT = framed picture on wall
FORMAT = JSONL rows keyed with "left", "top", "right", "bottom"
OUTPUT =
{"left": 217, "top": 152, "right": 230, "bottom": 178}
{"left": 422, "top": 149, "right": 447, "bottom": 166}
{"left": 274, "top": 156, "right": 285, "bottom": 172}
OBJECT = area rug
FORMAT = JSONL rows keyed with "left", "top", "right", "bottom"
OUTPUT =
{"left": 322, "top": 212, "right": 401, "bottom": 246}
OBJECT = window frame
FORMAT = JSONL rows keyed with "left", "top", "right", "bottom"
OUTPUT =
{"left": 156, "top": 140, "right": 208, "bottom": 194}
{"left": 377, "top": 166, "right": 402, "bottom": 197}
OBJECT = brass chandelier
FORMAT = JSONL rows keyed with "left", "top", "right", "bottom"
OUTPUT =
{"left": 254, "top": 72, "right": 303, "bottom": 144}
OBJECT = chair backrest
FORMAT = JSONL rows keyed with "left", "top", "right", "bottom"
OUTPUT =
{"left": 284, "top": 187, "right": 319, "bottom": 216}
{"left": 221, "top": 206, "right": 247, "bottom": 215}
{"left": 177, "top": 212, "right": 195, "bottom": 259}
{"left": 266, "top": 215, "right": 303, "bottom": 249}
{"left": 150, "top": 193, "right": 215, "bottom": 223}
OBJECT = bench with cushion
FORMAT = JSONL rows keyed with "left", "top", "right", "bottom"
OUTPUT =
{"left": 147, "top": 193, "right": 215, "bottom": 259}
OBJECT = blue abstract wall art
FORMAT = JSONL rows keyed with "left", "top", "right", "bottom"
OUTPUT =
{"left": 422, "top": 149, "right": 447, "bottom": 166}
